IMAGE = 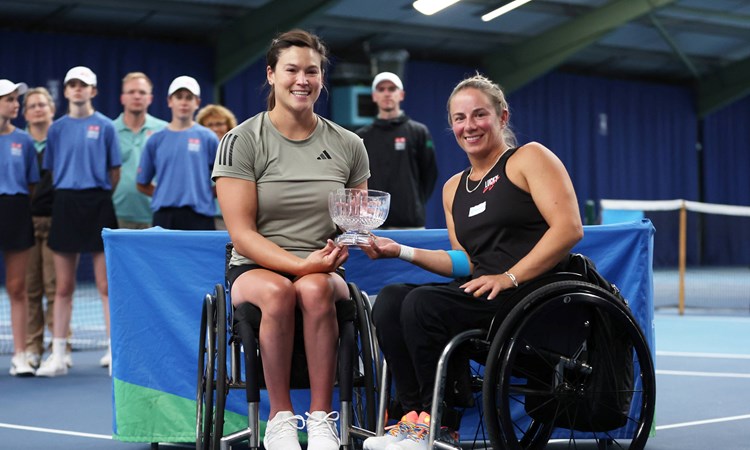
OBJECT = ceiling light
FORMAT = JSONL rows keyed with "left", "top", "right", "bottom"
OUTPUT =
{"left": 481, "top": 0, "right": 533, "bottom": 22}
{"left": 413, "top": 0, "right": 462, "bottom": 16}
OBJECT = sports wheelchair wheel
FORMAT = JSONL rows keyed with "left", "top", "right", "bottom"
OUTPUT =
{"left": 483, "top": 280, "right": 655, "bottom": 450}
{"left": 196, "top": 284, "right": 228, "bottom": 450}
{"left": 348, "top": 284, "right": 380, "bottom": 445}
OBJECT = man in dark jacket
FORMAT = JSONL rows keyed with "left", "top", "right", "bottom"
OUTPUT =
{"left": 356, "top": 72, "right": 437, "bottom": 228}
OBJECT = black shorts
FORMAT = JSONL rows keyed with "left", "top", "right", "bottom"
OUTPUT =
{"left": 0, "top": 194, "right": 34, "bottom": 251}
{"left": 153, "top": 206, "right": 215, "bottom": 230}
{"left": 227, "top": 263, "right": 345, "bottom": 288}
{"left": 48, "top": 189, "right": 118, "bottom": 253}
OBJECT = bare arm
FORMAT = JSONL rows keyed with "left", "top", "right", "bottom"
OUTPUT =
{"left": 136, "top": 183, "right": 154, "bottom": 197}
{"left": 110, "top": 167, "right": 120, "bottom": 191}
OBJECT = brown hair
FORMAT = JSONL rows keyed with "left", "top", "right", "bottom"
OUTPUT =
{"left": 447, "top": 73, "right": 517, "bottom": 148}
{"left": 265, "top": 29, "right": 329, "bottom": 110}
{"left": 196, "top": 104, "right": 238, "bottom": 129}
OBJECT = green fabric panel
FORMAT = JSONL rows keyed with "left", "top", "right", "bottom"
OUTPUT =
{"left": 112, "top": 379, "right": 255, "bottom": 443}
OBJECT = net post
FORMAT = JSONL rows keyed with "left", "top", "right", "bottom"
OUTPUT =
{"left": 678, "top": 201, "right": 687, "bottom": 315}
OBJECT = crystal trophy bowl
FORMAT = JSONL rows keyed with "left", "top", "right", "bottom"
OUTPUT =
{"left": 329, "top": 188, "right": 391, "bottom": 246}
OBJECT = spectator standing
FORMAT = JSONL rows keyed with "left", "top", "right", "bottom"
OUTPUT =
{"left": 112, "top": 72, "right": 168, "bottom": 229}
{"left": 0, "top": 79, "right": 39, "bottom": 377}
{"left": 356, "top": 72, "right": 437, "bottom": 229}
{"left": 136, "top": 76, "right": 219, "bottom": 230}
{"left": 196, "top": 104, "right": 237, "bottom": 230}
{"left": 23, "top": 87, "right": 70, "bottom": 369}
{"left": 36, "top": 66, "right": 121, "bottom": 377}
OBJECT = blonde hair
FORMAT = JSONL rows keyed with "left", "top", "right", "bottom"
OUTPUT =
{"left": 121, "top": 72, "right": 154, "bottom": 90}
{"left": 23, "top": 87, "right": 56, "bottom": 115}
{"left": 196, "top": 104, "right": 238, "bottom": 129}
{"left": 447, "top": 73, "right": 517, "bottom": 148}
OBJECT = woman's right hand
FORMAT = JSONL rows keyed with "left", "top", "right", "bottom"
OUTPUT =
{"left": 360, "top": 235, "right": 401, "bottom": 260}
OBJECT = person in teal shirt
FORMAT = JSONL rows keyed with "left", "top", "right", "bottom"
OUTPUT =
{"left": 112, "top": 72, "right": 167, "bottom": 229}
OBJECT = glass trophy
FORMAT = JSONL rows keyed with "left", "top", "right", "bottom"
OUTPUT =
{"left": 328, "top": 188, "right": 391, "bottom": 246}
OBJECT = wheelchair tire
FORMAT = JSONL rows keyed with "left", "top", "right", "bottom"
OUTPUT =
{"left": 349, "top": 284, "right": 379, "bottom": 439}
{"left": 483, "top": 280, "right": 655, "bottom": 450}
{"left": 196, "top": 293, "right": 216, "bottom": 450}
{"left": 212, "top": 285, "right": 228, "bottom": 450}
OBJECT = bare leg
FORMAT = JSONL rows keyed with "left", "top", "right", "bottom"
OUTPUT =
{"left": 52, "top": 252, "right": 79, "bottom": 339}
{"left": 296, "top": 273, "right": 350, "bottom": 412}
{"left": 92, "top": 251, "right": 110, "bottom": 336}
{"left": 231, "top": 270, "right": 297, "bottom": 418}
{"left": 4, "top": 249, "right": 31, "bottom": 355}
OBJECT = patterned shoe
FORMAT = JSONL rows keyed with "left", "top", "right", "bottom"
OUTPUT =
{"left": 306, "top": 411, "right": 341, "bottom": 450}
{"left": 385, "top": 412, "right": 459, "bottom": 450}
{"left": 363, "top": 410, "right": 419, "bottom": 450}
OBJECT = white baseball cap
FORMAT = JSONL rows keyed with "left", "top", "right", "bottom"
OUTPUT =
{"left": 168, "top": 76, "right": 201, "bottom": 97}
{"left": 0, "top": 79, "right": 28, "bottom": 97}
{"left": 372, "top": 72, "right": 403, "bottom": 91}
{"left": 64, "top": 66, "right": 97, "bottom": 86}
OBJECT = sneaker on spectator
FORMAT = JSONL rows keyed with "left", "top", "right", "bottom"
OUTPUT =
{"left": 385, "top": 412, "right": 458, "bottom": 450}
{"left": 10, "top": 354, "right": 36, "bottom": 377}
{"left": 65, "top": 352, "right": 74, "bottom": 369}
{"left": 26, "top": 352, "right": 41, "bottom": 370}
{"left": 306, "top": 411, "right": 340, "bottom": 450}
{"left": 263, "top": 411, "right": 304, "bottom": 450}
{"left": 364, "top": 410, "right": 419, "bottom": 449}
{"left": 100, "top": 348, "right": 111, "bottom": 367}
{"left": 35, "top": 355, "right": 68, "bottom": 377}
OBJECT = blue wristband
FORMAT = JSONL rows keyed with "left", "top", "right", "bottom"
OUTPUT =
{"left": 447, "top": 250, "right": 471, "bottom": 278}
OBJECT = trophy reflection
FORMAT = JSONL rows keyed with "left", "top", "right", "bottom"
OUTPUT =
{"left": 329, "top": 188, "right": 391, "bottom": 246}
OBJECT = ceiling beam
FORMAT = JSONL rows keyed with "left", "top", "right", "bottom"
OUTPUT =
{"left": 215, "top": 0, "right": 339, "bottom": 86}
{"left": 482, "top": 0, "right": 677, "bottom": 93}
{"left": 696, "top": 56, "right": 750, "bottom": 118}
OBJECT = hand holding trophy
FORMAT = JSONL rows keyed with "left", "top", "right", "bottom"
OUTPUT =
{"left": 328, "top": 188, "right": 391, "bottom": 246}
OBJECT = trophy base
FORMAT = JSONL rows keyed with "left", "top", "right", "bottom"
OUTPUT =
{"left": 335, "top": 231, "right": 373, "bottom": 246}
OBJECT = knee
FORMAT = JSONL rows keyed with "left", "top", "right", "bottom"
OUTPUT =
{"left": 296, "top": 279, "right": 336, "bottom": 318}
{"left": 5, "top": 279, "right": 27, "bottom": 301}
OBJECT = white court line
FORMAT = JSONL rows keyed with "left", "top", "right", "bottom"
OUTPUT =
{"left": 655, "top": 413, "right": 750, "bottom": 431}
{"left": 0, "top": 423, "right": 191, "bottom": 447}
{"left": 656, "top": 369, "right": 750, "bottom": 379}
{"left": 657, "top": 351, "right": 750, "bottom": 359}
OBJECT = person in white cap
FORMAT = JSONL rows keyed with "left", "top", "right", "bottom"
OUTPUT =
{"left": 1, "top": 79, "right": 39, "bottom": 377}
{"left": 36, "top": 66, "right": 122, "bottom": 377}
{"left": 136, "top": 75, "right": 219, "bottom": 230}
{"left": 356, "top": 71, "right": 437, "bottom": 229}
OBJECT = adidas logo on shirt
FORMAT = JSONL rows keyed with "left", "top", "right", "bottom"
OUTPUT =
{"left": 317, "top": 150, "right": 332, "bottom": 160}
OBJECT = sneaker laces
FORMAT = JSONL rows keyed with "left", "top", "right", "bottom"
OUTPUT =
{"left": 404, "top": 423, "right": 429, "bottom": 443}
{"left": 266, "top": 413, "right": 304, "bottom": 442}
{"left": 384, "top": 416, "right": 417, "bottom": 437}
{"left": 305, "top": 411, "right": 340, "bottom": 444}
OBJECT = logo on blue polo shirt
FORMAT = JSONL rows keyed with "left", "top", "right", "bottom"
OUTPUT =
{"left": 10, "top": 142, "right": 22, "bottom": 156}
{"left": 188, "top": 138, "right": 201, "bottom": 152}
{"left": 87, "top": 125, "right": 100, "bottom": 139}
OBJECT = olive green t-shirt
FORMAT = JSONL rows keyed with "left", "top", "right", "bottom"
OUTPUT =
{"left": 212, "top": 112, "right": 370, "bottom": 267}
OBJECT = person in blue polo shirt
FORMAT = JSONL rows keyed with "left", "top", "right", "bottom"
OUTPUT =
{"left": 36, "top": 66, "right": 121, "bottom": 377}
{"left": 136, "top": 75, "right": 219, "bottom": 230}
{"left": 0, "top": 78, "right": 39, "bottom": 377}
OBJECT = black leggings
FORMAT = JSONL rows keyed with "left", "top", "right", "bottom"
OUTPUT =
{"left": 372, "top": 280, "right": 518, "bottom": 412}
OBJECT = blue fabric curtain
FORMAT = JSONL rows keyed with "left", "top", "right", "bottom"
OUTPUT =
{"left": 700, "top": 95, "right": 750, "bottom": 265}
{"left": 3, "top": 31, "right": 214, "bottom": 123}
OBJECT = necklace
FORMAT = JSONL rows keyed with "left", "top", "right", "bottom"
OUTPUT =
{"left": 465, "top": 149, "right": 506, "bottom": 193}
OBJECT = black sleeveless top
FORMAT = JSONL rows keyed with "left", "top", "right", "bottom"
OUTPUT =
{"left": 452, "top": 147, "right": 549, "bottom": 279}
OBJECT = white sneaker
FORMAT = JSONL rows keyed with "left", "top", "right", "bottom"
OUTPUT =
{"left": 65, "top": 352, "right": 74, "bottom": 368}
{"left": 26, "top": 352, "right": 41, "bottom": 370}
{"left": 263, "top": 411, "right": 304, "bottom": 450}
{"left": 100, "top": 349, "right": 111, "bottom": 367}
{"left": 35, "top": 355, "right": 68, "bottom": 377}
{"left": 306, "top": 411, "right": 341, "bottom": 450}
{"left": 364, "top": 411, "right": 419, "bottom": 450}
{"left": 10, "top": 354, "right": 36, "bottom": 377}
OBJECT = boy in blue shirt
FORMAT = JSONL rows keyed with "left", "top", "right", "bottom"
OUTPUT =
{"left": 137, "top": 76, "right": 219, "bottom": 230}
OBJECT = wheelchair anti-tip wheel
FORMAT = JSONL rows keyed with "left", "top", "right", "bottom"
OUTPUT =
{"left": 196, "top": 284, "right": 228, "bottom": 450}
{"left": 483, "top": 280, "right": 656, "bottom": 450}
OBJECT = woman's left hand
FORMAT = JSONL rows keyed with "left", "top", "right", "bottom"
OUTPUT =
{"left": 460, "top": 274, "right": 514, "bottom": 300}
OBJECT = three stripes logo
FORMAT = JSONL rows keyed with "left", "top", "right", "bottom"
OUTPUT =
{"left": 217, "top": 134, "right": 238, "bottom": 166}
{"left": 317, "top": 150, "right": 332, "bottom": 160}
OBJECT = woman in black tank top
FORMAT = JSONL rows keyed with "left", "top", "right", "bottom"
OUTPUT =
{"left": 360, "top": 74, "right": 584, "bottom": 447}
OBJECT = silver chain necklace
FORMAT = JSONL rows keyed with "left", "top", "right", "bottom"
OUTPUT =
{"left": 465, "top": 149, "right": 506, "bottom": 194}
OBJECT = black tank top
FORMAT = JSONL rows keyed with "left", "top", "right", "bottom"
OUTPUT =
{"left": 452, "top": 148, "right": 549, "bottom": 279}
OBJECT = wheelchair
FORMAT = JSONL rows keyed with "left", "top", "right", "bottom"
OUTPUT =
{"left": 196, "top": 244, "right": 381, "bottom": 450}
{"left": 374, "top": 258, "right": 656, "bottom": 450}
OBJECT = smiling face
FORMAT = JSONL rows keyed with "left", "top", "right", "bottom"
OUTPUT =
{"left": 266, "top": 45, "right": 323, "bottom": 115}
{"left": 449, "top": 87, "right": 508, "bottom": 157}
